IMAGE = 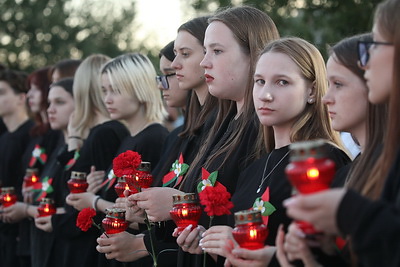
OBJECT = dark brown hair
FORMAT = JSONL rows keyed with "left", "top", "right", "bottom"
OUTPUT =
{"left": 27, "top": 67, "right": 52, "bottom": 136}
{"left": 362, "top": 0, "right": 400, "bottom": 198}
{"left": 330, "top": 33, "right": 389, "bottom": 199}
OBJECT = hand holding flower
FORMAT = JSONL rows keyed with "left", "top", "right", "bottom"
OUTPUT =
{"left": 200, "top": 225, "right": 234, "bottom": 257}
{"left": 131, "top": 187, "right": 182, "bottom": 222}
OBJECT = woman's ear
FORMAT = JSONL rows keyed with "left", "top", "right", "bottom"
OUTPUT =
{"left": 307, "top": 81, "right": 316, "bottom": 104}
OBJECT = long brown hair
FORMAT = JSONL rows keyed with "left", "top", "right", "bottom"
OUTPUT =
{"left": 259, "top": 37, "right": 343, "bottom": 153}
{"left": 332, "top": 33, "right": 389, "bottom": 200}
{"left": 202, "top": 6, "right": 280, "bottom": 168}
{"left": 177, "top": 16, "right": 219, "bottom": 138}
{"left": 363, "top": 0, "right": 400, "bottom": 198}
{"left": 27, "top": 67, "right": 52, "bottom": 136}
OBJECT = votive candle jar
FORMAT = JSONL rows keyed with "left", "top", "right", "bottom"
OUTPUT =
{"left": 67, "top": 171, "right": 88, "bottom": 193}
{"left": 232, "top": 210, "right": 268, "bottom": 250}
{"left": 23, "top": 168, "right": 39, "bottom": 187}
{"left": 37, "top": 198, "right": 56, "bottom": 217}
{"left": 285, "top": 139, "right": 336, "bottom": 235}
{"left": 102, "top": 208, "right": 129, "bottom": 234}
{"left": 0, "top": 187, "right": 17, "bottom": 207}
{"left": 170, "top": 193, "right": 202, "bottom": 235}
{"left": 114, "top": 176, "right": 130, "bottom": 198}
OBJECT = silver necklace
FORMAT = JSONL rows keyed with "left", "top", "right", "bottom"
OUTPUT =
{"left": 256, "top": 150, "right": 290, "bottom": 193}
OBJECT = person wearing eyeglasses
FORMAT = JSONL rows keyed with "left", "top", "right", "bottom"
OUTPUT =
{"left": 284, "top": 0, "right": 400, "bottom": 266}
{"left": 157, "top": 41, "right": 187, "bottom": 131}
{"left": 275, "top": 33, "right": 388, "bottom": 267}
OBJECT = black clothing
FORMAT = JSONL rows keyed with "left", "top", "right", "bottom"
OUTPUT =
{"left": 0, "top": 119, "right": 34, "bottom": 267}
{"left": 102, "top": 123, "right": 169, "bottom": 203}
{"left": 338, "top": 148, "right": 400, "bottom": 267}
{"left": 52, "top": 120, "right": 130, "bottom": 267}
{"left": 176, "top": 113, "right": 260, "bottom": 267}
{"left": 17, "top": 129, "right": 62, "bottom": 264}
{"left": 232, "top": 144, "right": 350, "bottom": 245}
{"left": 30, "top": 134, "right": 68, "bottom": 267}
{"left": 152, "top": 125, "right": 183, "bottom": 186}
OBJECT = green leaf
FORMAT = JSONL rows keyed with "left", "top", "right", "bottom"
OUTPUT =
{"left": 197, "top": 181, "right": 204, "bottom": 193}
{"left": 209, "top": 171, "right": 218, "bottom": 186}
{"left": 263, "top": 202, "right": 276, "bottom": 216}
{"left": 180, "top": 163, "right": 189, "bottom": 175}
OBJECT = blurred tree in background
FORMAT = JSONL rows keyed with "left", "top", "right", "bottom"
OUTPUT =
{"left": 190, "top": 0, "right": 381, "bottom": 57}
{"left": 0, "top": 0, "right": 138, "bottom": 71}
{"left": 1, "top": 0, "right": 382, "bottom": 72}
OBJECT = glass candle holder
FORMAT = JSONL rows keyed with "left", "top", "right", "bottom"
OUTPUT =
{"left": 285, "top": 139, "right": 336, "bottom": 235}
{"left": 125, "top": 162, "right": 153, "bottom": 193}
{"left": 67, "top": 171, "right": 88, "bottom": 193}
{"left": 23, "top": 168, "right": 39, "bottom": 187}
{"left": 232, "top": 210, "right": 268, "bottom": 250}
{"left": 37, "top": 198, "right": 56, "bottom": 217}
{"left": 114, "top": 176, "right": 130, "bottom": 198}
{"left": 170, "top": 193, "right": 202, "bottom": 235}
{"left": 0, "top": 187, "right": 17, "bottom": 207}
{"left": 102, "top": 208, "right": 129, "bottom": 234}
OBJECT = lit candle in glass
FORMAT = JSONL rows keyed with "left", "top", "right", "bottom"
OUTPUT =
{"left": 114, "top": 176, "right": 130, "bottom": 197}
{"left": 285, "top": 139, "right": 336, "bottom": 235}
{"left": 37, "top": 198, "right": 56, "bottom": 217}
{"left": 67, "top": 171, "right": 88, "bottom": 193}
{"left": 102, "top": 208, "right": 129, "bottom": 234}
{"left": 125, "top": 162, "right": 153, "bottom": 193}
{"left": 0, "top": 187, "right": 17, "bottom": 207}
{"left": 170, "top": 193, "right": 202, "bottom": 235}
{"left": 232, "top": 210, "right": 268, "bottom": 250}
{"left": 24, "top": 168, "right": 39, "bottom": 187}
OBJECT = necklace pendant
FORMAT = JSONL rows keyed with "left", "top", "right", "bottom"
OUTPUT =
{"left": 256, "top": 187, "right": 261, "bottom": 194}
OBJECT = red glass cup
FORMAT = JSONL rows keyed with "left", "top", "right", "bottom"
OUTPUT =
{"left": 67, "top": 171, "right": 88, "bottom": 193}
{"left": 37, "top": 198, "right": 56, "bottom": 217}
{"left": 170, "top": 193, "right": 202, "bottom": 235}
{"left": 114, "top": 177, "right": 130, "bottom": 198}
{"left": 232, "top": 210, "right": 268, "bottom": 250}
{"left": 285, "top": 139, "right": 336, "bottom": 235}
{"left": 124, "top": 162, "right": 153, "bottom": 194}
{"left": 102, "top": 208, "right": 129, "bottom": 234}
{"left": 0, "top": 187, "right": 18, "bottom": 207}
{"left": 24, "top": 168, "right": 39, "bottom": 187}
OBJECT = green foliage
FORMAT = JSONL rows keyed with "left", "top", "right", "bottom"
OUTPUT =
{"left": 189, "top": 0, "right": 381, "bottom": 58}
{"left": 0, "top": 0, "right": 138, "bottom": 72}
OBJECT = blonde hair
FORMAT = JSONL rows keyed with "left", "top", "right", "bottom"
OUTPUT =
{"left": 101, "top": 53, "right": 167, "bottom": 123}
{"left": 71, "top": 54, "right": 111, "bottom": 138}
{"left": 259, "top": 37, "right": 343, "bottom": 152}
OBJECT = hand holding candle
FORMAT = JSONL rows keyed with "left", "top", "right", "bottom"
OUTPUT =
{"left": 0, "top": 187, "right": 17, "bottom": 207}
{"left": 37, "top": 198, "right": 56, "bottom": 217}
{"left": 102, "top": 208, "right": 129, "bottom": 234}
{"left": 170, "top": 193, "right": 202, "bottom": 235}
{"left": 285, "top": 140, "right": 336, "bottom": 235}
{"left": 232, "top": 210, "right": 268, "bottom": 250}
{"left": 24, "top": 168, "right": 39, "bottom": 187}
{"left": 67, "top": 171, "right": 89, "bottom": 193}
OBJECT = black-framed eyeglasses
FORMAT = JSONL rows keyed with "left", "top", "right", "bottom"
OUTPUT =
{"left": 357, "top": 40, "right": 393, "bottom": 67}
{"left": 156, "top": 73, "right": 176, "bottom": 89}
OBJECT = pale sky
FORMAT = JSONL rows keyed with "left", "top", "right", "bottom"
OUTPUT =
{"left": 134, "top": 0, "right": 196, "bottom": 50}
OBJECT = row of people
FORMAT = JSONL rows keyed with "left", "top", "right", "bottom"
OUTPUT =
{"left": 0, "top": 1, "right": 398, "bottom": 266}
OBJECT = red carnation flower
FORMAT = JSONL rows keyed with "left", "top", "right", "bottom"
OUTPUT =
{"left": 76, "top": 207, "right": 97, "bottom": 232}
{"left": 199, "top": 182, "right": 233, "bottom": 217}
{"left": 113, "top": 150, "right": 142, "bottom": 177}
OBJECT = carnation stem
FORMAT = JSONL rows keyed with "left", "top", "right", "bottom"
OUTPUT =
{"left": 144, "top": 213, "right": 157, "bottom": 266}
{"left": 92, "top": 219, "right": 109, "bottom": 238}
{"left": 203, "top": 216, "right": 214, "bottom": 267}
